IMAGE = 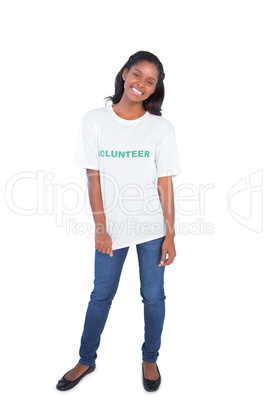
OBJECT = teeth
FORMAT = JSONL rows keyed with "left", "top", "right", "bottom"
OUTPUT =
{"left": 132, "top": 87, "right": 142, "bottom": 95}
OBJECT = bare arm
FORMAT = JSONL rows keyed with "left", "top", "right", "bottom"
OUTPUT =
{"left": 157, "top": 176, "right": 176, "bottom": 266}
{"left": 86, "top": 169, "right": 113, "bottom": 256}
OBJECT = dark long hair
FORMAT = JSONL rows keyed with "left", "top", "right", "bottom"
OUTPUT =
{"left": 104, "top": 51, "right": 165, "bottom": 116}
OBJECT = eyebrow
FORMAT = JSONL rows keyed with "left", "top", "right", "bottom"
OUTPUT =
{"left": 133, "top": 68, "right": 157, "bottom": 82}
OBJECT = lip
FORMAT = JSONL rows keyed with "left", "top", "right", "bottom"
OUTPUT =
{"left": 131, "top": 86, "right": 144, "bottom": 96}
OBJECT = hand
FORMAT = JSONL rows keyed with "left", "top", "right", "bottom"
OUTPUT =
{"left": 95, "top": 231, "right": 113, "bottom": 257}
{"left": 158, "top": 236, "right": 176, "bottom": 266}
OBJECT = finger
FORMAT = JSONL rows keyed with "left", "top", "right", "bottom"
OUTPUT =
{"left": 98, "top": 242, "right": 105, "bottom": 253}
{"left": 158, "top": 253, "right": 175, "bottom": 266}
{"left": 95, "top": 242, "right": 103, "bottom": 253}
{"left": 107, "top": 246, "right": 113, "bottom": 257}
{"left": 101, "top": 244, "right": 109, "bottom": 254}
{"left": 158, "top": 259, "right": 167, "bottom": 266}
{"left": 158, "top": 252, "right": 168, "bottom": 266}
{"left": 161, "top": 252, "right": 176, "bottom": 266}
{"left": 160, "top": 257, "right": 174, "bottom": 266}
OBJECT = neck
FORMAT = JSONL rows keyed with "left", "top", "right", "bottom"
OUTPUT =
{"left": 112, "top": 93, "right": 146, "bottom": 120}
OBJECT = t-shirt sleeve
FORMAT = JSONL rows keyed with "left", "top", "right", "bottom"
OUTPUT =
{"left": 73, "top": 113, "right": 99, "bottom": 170}
{"left": 155, "top": 128, "right": 182, "bottom": 178}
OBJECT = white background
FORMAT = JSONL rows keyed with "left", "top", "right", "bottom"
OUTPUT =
{"left": 1, "top": 0, "right": 267, "bottom": 401}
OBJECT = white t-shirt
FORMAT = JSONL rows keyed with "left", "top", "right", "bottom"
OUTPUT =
{"left": 73, "top": 104, "right": 182, "bottom": 250}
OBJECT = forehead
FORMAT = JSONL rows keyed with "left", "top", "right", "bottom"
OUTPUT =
{"left": 130, "top": 60, "right": 159, "bottom": 78}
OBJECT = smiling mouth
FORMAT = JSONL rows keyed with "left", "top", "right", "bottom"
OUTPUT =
{"left": 131, "top": 86, "right": 143, "bottom": 96}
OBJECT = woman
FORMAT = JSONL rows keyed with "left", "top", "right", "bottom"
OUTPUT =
{"left": 56, "top": 50, "right": 182, "bottom": 392}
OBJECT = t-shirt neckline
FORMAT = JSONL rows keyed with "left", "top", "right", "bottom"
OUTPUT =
{"left": 107, "top": 104, "right": 149, "bottom": 124}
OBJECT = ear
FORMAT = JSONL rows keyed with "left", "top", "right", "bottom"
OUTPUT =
{"left": 122, "top": 68, "right": 128, "bottom": 81}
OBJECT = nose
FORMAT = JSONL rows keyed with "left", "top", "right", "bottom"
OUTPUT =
{"left": 137, "top": 79, "right": 144, "bottom": 88}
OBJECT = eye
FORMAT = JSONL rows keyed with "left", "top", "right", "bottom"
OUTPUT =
{"left": 133, "top": 73, "right": 139, "bottom": 77}
{"left": 148, "top": 81, "right": 154, "bottom": 86}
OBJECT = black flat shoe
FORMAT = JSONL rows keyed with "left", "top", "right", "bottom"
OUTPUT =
{"left": 142, "top": 363, "right": 161, "bottom": 392}
{"left": 56, "top": 364, "right": 96, "bottom": 391}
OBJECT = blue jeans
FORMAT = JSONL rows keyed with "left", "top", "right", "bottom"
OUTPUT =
{"left": 78, "top": 235, "right": 166, "bottom": 366}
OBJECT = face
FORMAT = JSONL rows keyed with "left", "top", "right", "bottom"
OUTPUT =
{"left": 122, "top": 60, "right": 159, "bottom": 102}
